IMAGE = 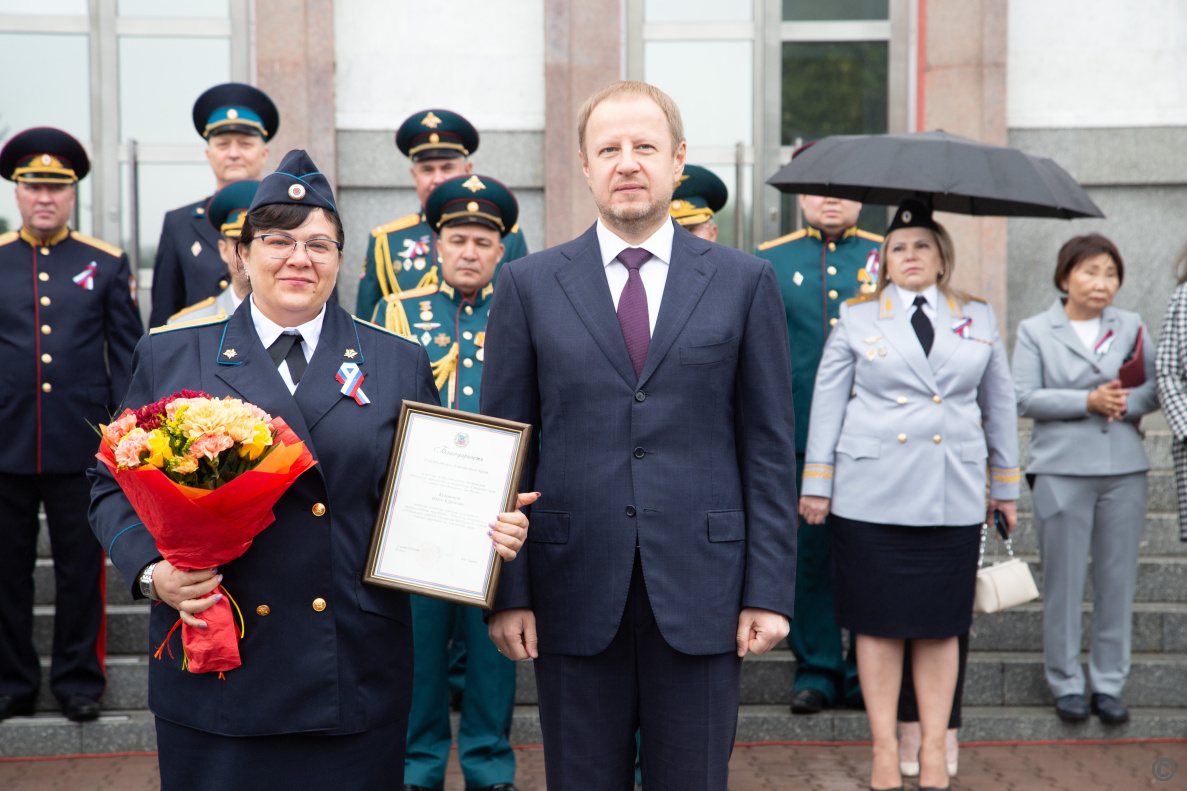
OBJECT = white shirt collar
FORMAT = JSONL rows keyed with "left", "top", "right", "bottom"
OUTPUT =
{"left": 249, "top": 297, "right": 326, "bottom": 354}
{"left": 894, "top": 283, "right": 939, "bottom": 315}
{"left": 229, "top": 289, "right": 245, "bottom": 311}
{"left": 596, "top": 217, "right": 675, "bottom": 268}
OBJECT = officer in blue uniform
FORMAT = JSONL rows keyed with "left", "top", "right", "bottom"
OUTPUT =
{"left": 148, "top": 83, "right": 278, "bottom": 327}
{"left": 166, "top": 180, "right": 259, "bottom": 325}
{"left": 0, "top": 127, "right": 143, "bottom": 722}
{"left": 355, "top": 109, "right": 529, "bottom": 323}
{"left": 669, "top": 164, "right": 728, "bottom": 242}
{"left": 384, "top": 175, "right": 521, "bottom": 791}
{"left": 756, "top": 188, "right": 882, "bottom": 715}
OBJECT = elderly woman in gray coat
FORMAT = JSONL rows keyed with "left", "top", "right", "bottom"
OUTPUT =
{"left": 1013, "top": 233, "right": 1158, "bottom": 727}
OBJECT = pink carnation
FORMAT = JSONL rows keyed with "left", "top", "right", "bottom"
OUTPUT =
{"left": 104, "top": 412, "right": 137, "bottom": 447}
{"left": 114, "top": 429, "right": 152, "bottom": 468}
{"left": 188, "top": 433, "right": 234, "bottom": 461}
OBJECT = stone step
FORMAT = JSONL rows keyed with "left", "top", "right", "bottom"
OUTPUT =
{"left": 33, "top": 558, "right": 134, "bottom": 606}
{"left": 34, "top": 655, "right": 149, "bottom": 713}
{"left": 5, "top": 705, "right": 1185, "bottom": 758}
{"left": 1003, "top": 512, "right": 1186, "bottom": 556}
{"left": 32, "top": 604, "right": 151, "bottom": 657}
{"left": 969, "top": 602, "right": 1187, "bottom": 653}
{"left": 974, "top": 556, "right": 1187, "bottom": 603}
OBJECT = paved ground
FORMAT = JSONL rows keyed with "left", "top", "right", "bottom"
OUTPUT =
{"left": 1, "top": 741, "right": 1184, "bottom": 790}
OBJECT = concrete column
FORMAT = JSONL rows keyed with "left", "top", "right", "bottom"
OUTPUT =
{"left": 921, "top": 0, "right": 1008, "bottom": 323}
{"left": 255, "top": 0, "right": 337, "bottom": 189}
{"left": 543, "top": 0, "right": 622, "bottom": 248}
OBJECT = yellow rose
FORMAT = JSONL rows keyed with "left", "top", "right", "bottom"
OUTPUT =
{"left": 146, "top": 430, "right": 174, "bottom": 468}
{"left": 238, "top": 422, "right": 274, "bottom": 461}
{"left": 171, "top": 455, "right": 199, "bottom": 475}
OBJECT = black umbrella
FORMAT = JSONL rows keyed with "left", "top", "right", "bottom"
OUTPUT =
{"left": 767, "top": 130, "right": 1104, "bottom": 219}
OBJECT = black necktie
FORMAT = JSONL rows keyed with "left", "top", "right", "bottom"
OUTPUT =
{"left": 267, "top": 333, "right": 307, "bottom": 384}
{"left": 911, "top": 295, "right": 934, "bottom": 356}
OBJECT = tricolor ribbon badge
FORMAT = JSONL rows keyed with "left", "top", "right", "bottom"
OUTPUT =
{"left": 1094, "top": 329, "right": 1115, "bottom": 356}
{"left": 336, "top": 362, "right": 370, "bottom": 405}
{"left": 952, "top": 316, "right": 973, "bottom": 338}
{"left": 73, "top": 261, "right": 98, "bottom": 290}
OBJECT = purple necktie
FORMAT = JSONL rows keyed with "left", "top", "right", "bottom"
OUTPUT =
{"left": 616, "top": 247, "right": 651, "bottom": 379}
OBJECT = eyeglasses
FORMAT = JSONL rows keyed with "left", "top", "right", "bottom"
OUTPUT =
{"left": 257, "top": 233, "right": 341, "bottom": 263}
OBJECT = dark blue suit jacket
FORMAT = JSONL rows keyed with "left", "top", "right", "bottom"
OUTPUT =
{"left": 89, "top": 302, "right": 438, "bottom": 736}
{"left": 480, "top": 221, "right": 798, "bottom": 656}
{"left": 148, "top": 197, "right": 226, "bottom": 328}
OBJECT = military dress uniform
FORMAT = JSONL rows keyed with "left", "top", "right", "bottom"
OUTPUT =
{"left": 0, "top": 128, "right": 143, "bottom": 719}
{"left": 669, "top": 164, "right": 728, "bottom": 229}
{"left": 148, "top": 83, "right": 278, "bottom": 327}
{"left": 356, "top": 110, "right": 528, "bottom": 323}
{"left": 756, "top": 221, "right": 882, "bottom": 710}
{"left": 386, "top": 176, "right": 521, "bottom": 791}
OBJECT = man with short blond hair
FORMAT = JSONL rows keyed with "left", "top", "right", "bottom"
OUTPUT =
{"left": 482, "top": 81, "right": 797, "bottom": 788}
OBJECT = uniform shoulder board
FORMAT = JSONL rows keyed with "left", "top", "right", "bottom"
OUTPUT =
{"left": 966, "top": 295, "right": 987, "bottom": 304}
{"left": 70, "top": 231, "right": 124, "bottom": 258}
{"left": 845, "top": 293, "right": 877, "bottom": 306}
{"left": 149, "top": 314, "right": 229, "bottom": 334}
{"left": 371, "top": 213, "right": 421, "bottom": 238}
{"left": 167, "top": 296, "right": 217, "bottom": 323}
{"left": 353, "top": 316, "right": 420, "bottom": 344}
{"left": 855, "top": 229, "right": 885, "bottom": 242}
{"left": 510, "top": 223, "right": 520, "bottom": 234}
{"left": 389, "top": 285, "right": 438, "bottom": 302}
{"left": 757, "top": 229, "right": 808, "bottom": 251}
{"left": 0, "top": 230, "right": 19, "bottom": 247}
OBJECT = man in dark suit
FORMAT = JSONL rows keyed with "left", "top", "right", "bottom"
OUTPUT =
{"left": 482, "top": 81, "right": 797, "bottom": 789}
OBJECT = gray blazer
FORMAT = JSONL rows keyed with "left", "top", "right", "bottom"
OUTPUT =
{"left": 1014, "top": 298, "right": 1158, "bottom": 476}
{"left": 802, "top": 290, "right": 1020, "bottom": 526}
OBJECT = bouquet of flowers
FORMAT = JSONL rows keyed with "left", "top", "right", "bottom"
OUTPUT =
{"left": 97, "top": 391, "right": 316, "bottom": 674}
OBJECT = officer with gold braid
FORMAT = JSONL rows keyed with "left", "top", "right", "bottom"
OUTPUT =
{"left": 387, "top": 175, "right": 521, "bottom": 791}
{"left": 669, "top": 164, "right": 728, "bottom": 242}
{"left": 355, "top": 110, "right": 528, "bottom": 324}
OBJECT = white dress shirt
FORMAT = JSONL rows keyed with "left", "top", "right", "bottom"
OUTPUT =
{"left": 596, "top": 217, "right": 675, "bottom": 336}
{"left": 894, "top": 282, "right": 939, "bottom": 332}
{"left": 249, "top": 297, "right": 326, "bottom": 394}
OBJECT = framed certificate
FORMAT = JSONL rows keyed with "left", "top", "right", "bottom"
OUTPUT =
{"left": 363, "top": 400, "right": 532, "bottom": 608}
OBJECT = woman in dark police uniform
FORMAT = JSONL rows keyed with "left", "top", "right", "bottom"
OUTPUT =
{"left": 799, "top": 200, "right": 1019, "bottom": 791}
{"left": 89, "top": 150, "right": 534, "bottom": 790}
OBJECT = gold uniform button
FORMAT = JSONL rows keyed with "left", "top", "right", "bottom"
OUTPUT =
{"left": 828, "top": 290, "right": 838, "bottom": 300}
{"left": 41, "top": 354, "right": 52, "bottom": 364}
{"left": 465, "top": 306, "right": 473, "bottom": 315}
{"left": 462, "top": 385, "right": 474, "bottom": 396}
{"left": 219, "top": 279, "right": 228, "bottom": 289}
{"left": 828, "top": 242, "right": 836, "bottom": 252}
{"left": 897, "top": 396, "right": 907, "bottom": 405}
{"left": 312, "top": 598, "right": 326, "bottom": 612}
{"left": 898, "top": 433, "right": 908, "bottom": 443}
{"left": 40, "top": 247, "right": 50, "bottom": 255}
{"left": 41, "top": 382, "right": 52, "bottom": 393}
{"left": 933, "top": 394, "right": 942, "bottom": 403}
{"left": 933, "top": 435, "right": 942, "bottom": 444}
{"left": 38, "top": 272, "right": 49, "bottom": 281}
{"left": 462, "top": 358, "right": 473, "bottom": 368}
{"left": 40, "top": 325, "right": 51, "bottom": 335}
{"left": 827, "top": 265, "right": 837, "bottom": 275}
{"left": 462, "top": 331, "right": 473, "bottom": 340}
{"left": 40, "top": 296, "right": 50, "bottom": 306}
{"left": 256, "top": 605, "right": 270, "bottom": 616}
{"left": 312, "top": 503, "right": 326, "bottom": 517}
{"left": 829, "top": 318, "right": 838, "bottom": 327}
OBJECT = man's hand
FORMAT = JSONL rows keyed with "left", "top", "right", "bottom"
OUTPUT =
{"left": 151, "top": 561, "right": 222, "bottom": 628}
{"left": 491, "top": 491, "right": 541, "bottom": 562}
{"left": 489, "top": 607, "right": 538, "bottom": 660}
{"left": 736, "top": 607, "right": 790, "bottom": 658}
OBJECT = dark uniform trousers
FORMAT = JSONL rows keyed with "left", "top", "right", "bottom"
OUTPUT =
{"left": 0, "top": 226, "right": 142, "bottom": 705}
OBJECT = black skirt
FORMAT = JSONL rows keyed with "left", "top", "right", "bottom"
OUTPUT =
{"left": 155, "top": 716, "right": 406, "bottom": 791}
{"left": 831, "top": 515, "right": 980, "bottom": 640}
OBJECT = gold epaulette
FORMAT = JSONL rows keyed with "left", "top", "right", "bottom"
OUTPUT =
{"left": 371, "top": 213, "right": 421, "bottom": 238}
{"left": 70, "top": 231, "right": 123, "bottom": 258}
{"left": 387, "top": 285, "right": 438, "bottom": 302}
{"left": 167, "top": 296, "right": 217, "bottom": 323}
{"left": 510, "top": 223, "right": 520, "bottom": 234}
{"left": 149, "top": 314, "right": 229, "bottom": 334}
{"left": 757, "top": 229, "right": 808, "bottom": 251}
{"left": 0, "top": 230, "right": 18, "bottom": 247}
{"left": 855, "top": 229, "right": 885, "bottom": 242}
{"left": 353, "top": 315, "right": 420, "bottom": 344}
{"left": 846, "top": 293, "right": 877, "bottom": 306}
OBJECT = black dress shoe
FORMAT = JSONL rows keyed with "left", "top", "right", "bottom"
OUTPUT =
{"left": 62, "top": 695, "right": 100, "bottom": 722}
{"left": 0, "top": 695, "right": 35, "bottom": 721}
{"left": 1054, "top": 693, "right": 1090, "bottom": 722}
{"left": 467, "top": 786, "right": 518, "bottom": 791}
{"left": 790, "top": 688, "right": 828, "bottom": 714}
{"left": 1090, "top": 693, "right": 1130, "bottom": 724}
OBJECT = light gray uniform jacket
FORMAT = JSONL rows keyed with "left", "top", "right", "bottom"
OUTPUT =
{"left": 164, "top": 287, "right": 242, "bottom": 327}
{"left": 1014, "top": 299, "right": 1158, "bottom": 475}
{"left": 802, "top": 289, "right": 1020, "bottom": 526}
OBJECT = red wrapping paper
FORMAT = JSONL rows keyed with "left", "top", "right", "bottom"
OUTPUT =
{"left": 97, "top": 418, "right": 316, "bottom": 673}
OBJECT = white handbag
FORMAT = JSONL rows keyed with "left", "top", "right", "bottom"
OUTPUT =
{"left": 973, "top": 522, "right": 1039, "bottom": 614}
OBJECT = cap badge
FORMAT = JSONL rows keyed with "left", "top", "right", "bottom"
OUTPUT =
{"left": 429, "top": 133, "right": 440, "bottom": 144}
{"left": 40, "top": 154, "right": 52, "bottom": 165}
{"left": 288, "top": 183, "right": 306, "bottom": 200}
{"left": 422, "top": 111, "right": 443, "bottom": 129}
{"left": 902, "top": 210, "right": 912, "bottom": 223}
{"left": 461, "top": 175, "right": 486, "bottom": 193}
{"left": 466, "top": 201, "right": 479, "bottom": 212}
{"left": 226, "top": 108, "right": 239, "bottom": 119}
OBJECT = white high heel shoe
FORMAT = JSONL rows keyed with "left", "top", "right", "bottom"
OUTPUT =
{"left": 946, "top": 727, "right": 959, "bottom": 776}
{"left": 898, "top": 721, "right": 920, "bottom": 777}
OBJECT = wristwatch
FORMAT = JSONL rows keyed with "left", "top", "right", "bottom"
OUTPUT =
{"left": 139, "top": 561, "right": 161, "bottom": 600}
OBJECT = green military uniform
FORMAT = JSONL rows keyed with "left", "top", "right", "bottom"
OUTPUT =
{"left": 355, "top": 109, "right": 528, "bottom": 323}
{"left": 669, "top": 164, "right": 728, "bottom": 228}
{"left": 756, "top": 222, "right": 883, "bottom": 708}
{"left": 390, "top": 175, "right": 520, "bottom": 791}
